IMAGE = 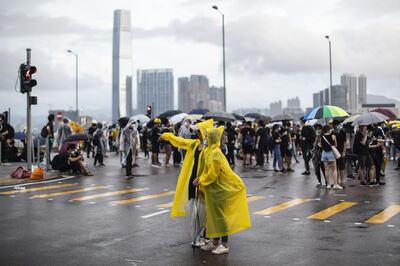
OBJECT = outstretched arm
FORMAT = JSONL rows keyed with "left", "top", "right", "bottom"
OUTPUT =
{"left": 161, "top": 133, "right": 197, "bottom": 150}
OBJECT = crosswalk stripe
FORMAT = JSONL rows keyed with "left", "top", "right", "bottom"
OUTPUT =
{"left": 0, "top": 183, "right": 77, "bottom": 195}
{"left": 254, "top": 198, "right": 310, "bottom": 216}
{"left": 141, "top": 210, "right": 171, "bottom": 219}
{"left": 365, "top": 205, "right": 400, "bottom": 224}
{"left": 69, "top": 188, "right": 147, "bottom": 201}
{"left": 30, "top": 186, "right": 110, "bottom": 199}
{"left": 110, "top": 191, "right": 175, "bottom": 205}
{"left": 247, "top": 195, "right": 265, "bottom": 203}
{"left": 307, "top": 202, "right": 358, "bottom": 220}
{"left": 156, "top": 202, "right": 173, "bottom": 208}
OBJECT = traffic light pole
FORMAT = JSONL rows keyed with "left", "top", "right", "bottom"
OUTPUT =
{"left": 26, "top": 48, "right": 32, "bottom": 171}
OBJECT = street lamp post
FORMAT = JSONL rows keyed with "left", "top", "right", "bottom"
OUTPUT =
{"left": 67, "top": 50, "right": 79, "bottom": 117}
{"left": 212, "top": 5, "right": 226, "bottom": 112}
{"left": 325, "top": 35, "right": 332, "bottom": 105}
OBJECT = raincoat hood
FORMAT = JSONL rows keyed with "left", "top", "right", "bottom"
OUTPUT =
{"left": 206, "top": 125, "right": 224, "bottom": 147}
{"left": 196, "top": 119, "right": 213, "bottom": 140}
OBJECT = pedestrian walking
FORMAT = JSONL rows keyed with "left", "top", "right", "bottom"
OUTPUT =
{"left": 41, "top": 114, "right": 55, "bottom": 165}
{"left": 225, "top": 121, "right": 236, "bottom": 166}
{"left": 255, "top": 120, "right": 267, "bottom": 167}
{"left": 272, "top": 125, "right": 284, "bottom": 172}
{"left": 280, "top": 125, "right": 293, "bottom": 172}
{"left": 300, "top": 123, "right": 316, "bottom": 175}
{"left": 119, "top": 120, "right": 140, "bottom": 179}
{"left": 333, "top": 120, "right": 347, "bottom": 188}
{"left": 86, "top": 122, "right": 97, "bottom": 158}
{"left": 240, "top": 121, "right": 255, "bottom": 166}
{"left": 161, "top": 122, "right": 173, "bottom": 167}
{"left": 312, "top": 124, "right": 327, "bottom": 188}
{"left": 150, "top": 118, "right": 162, "bottom": 167}
{"left": 93, "top": 122, "right": 106, "bottom": 167}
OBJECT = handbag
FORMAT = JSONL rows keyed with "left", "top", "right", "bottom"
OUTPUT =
{"left": 323, "top": 135, "right": 341, "bottom": 159}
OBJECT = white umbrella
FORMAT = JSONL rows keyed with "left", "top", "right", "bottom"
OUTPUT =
{"left": 169, "top": 113, "right": 188, "bottom": 125}
{"left": 343, "top": 114, "right": 360, "bottom": 124}
{"left": 130, "top": 114, "right": 150, "bottom": 124}
{"left": 352, "top": 112, "right": 389, "bottom": 126}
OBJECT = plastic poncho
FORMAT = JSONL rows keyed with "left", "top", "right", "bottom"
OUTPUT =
{"left": 199, "top": 127, "right": 251, "bottom": 238}
{"left": 161, "top": 119, "right": 214, "bottom": 218}
{"left": 119, "top": 120, "right": 140, "bottom": 164}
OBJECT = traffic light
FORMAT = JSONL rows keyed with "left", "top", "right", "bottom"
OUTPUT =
{"left": 146, "top": 105, "right": 152, "bottom": 118}
{"left": 19, "top": 63, "right": 37, "bottom": 93}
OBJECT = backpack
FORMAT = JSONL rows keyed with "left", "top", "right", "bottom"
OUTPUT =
{"left": 41, "top": 125, "right": 48, "bottom": 138}
{"left": 51, "top": 155, "right": 60, "bottom": 170}
{"left": 10, "top": 166, "right": 31, "bottom": 179}
{"left": 243, "top": 133, "right": 254, "bottom": 146}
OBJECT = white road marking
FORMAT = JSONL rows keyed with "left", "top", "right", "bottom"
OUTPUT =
{"left": 354, "top": 222, "right": 363, "bottom": 225}
{"left": 89, "top": 202, "right": 96, "bottom": 205}
{"left": 293, "top": 218, "right": 301, "bottom": 221}
{"left": 141, "top": 210, "right": 170, "bottom": 219}
{"left": 47, "top": 199, "right": 53, "bottom": 201}
{"left": 387, "top": 224, "right": 395, "bottom": 228}
{"left": 264, "top": 216, "right": 271, "bottom": 218}
{"left": 323, "top": 220, "right": 331, "bottom": 223}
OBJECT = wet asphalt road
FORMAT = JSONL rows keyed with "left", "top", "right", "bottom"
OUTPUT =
{"left": 0, "top": 154, "right": 399, "bottom": 266}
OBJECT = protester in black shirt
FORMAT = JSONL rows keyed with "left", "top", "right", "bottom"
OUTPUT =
{"left": 353, "top": 125, "right": 370, "bottom": 186}
{"left": 280, "top": 126, "right": 293, "bottom": 172}
{"left": 272, "top": 125, "right": 284, "bottom": 172}
{"left": 225, "top": 122, "right": 237, "bottom": 166}
{"left": 333, "top": 120, "right": 347, "bottom": 188}
{"left": 320, "top": 125, "right": 342, "bottom": 189}
{"left": 150, "top": 118, "right": 162, "bottom": 167}
{"left": 86, "top": 122, "right": 97, "bottom": 158}
{"left": 255, "top": 120, "right": 267, "bottom": 167}
{"left": 240, "top": 121, "right": 255, "bottom": 166}
{"left": 0, "top": 114, "right": 14, "bottom": 162}
{"left": 300, "top": 123, "right": 316, "bottom": 175}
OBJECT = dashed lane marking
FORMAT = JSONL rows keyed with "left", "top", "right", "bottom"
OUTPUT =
{"left": 141, "top": 210, "right": 171, "bottom": 219}
{"left": 68, "top": 188, "right": 148, "bottom": 201}
{"left": 365, "top": 205, "right": 400, "bottom": 224}
{"left": 30, "top": 185, "right": 110, "bottom": 199}
{"left": 254, "top": 198, "right": 310, "bottom": 216}
{"left": 0, "top": 183, "right": 77, "bottom": 195}
{"left": 307, "top": 202, "right": 358, "bottom": 220}
{"left": 247, "top": 195, "right": 266, "bottom": 203}
{"left": 156, "top": 202, "right": 173, "bottom": 208}
{"left": 110, "top": 191, "right": 175, "bottom": 205}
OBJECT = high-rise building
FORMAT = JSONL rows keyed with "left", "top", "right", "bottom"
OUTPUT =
{"left": 358, "top": 74, "right": 367, "bottom": 105}
{"left": 112, "top": 9, "right": 133, "bottom": 121}
{"left": 190, "top": 75, "right": 209, "bottom": 109}
{"left": 313, "top": 93, "right": 321, "bottom": 108}
{"left": 137, "top": 69, "right": 174, "bottom": 116}
{"left": 209, "top": 85, "right": 224, "bottom": 111}
{"left": 178, "top": 77, "right": 190, "bottom": 113}
{"left": 287, "top": 97, "right": 301, "bottom": 108}
{"left": 330, "top": 85, "right": 347, "bottom": 110}
{"left": 324, "top": 88, "right": 330, "bottom": 105}
{"left": 341, "top": 73, "right": 357, "bottom": 113}
{"left": 270, "top": 101, "right": 282, "bottom": 117}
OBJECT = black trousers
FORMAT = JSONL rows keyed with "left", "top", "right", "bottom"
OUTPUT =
{"left": 126, "top": 150, "right": 133, "bottom": 176}
{"left": 94, "top": 152, "right": 103, "bottom": 165}
{"left": 302, "top": 144, "right": 312, "bottom": 171}
{"left": 227, "top": 145, "right": 235, "bottom": 165}
{"left": 256, "top": 148, "right": 264, "bottom": 166}
{"left": 173, "top": 148, "right": 181, "bottom": 164}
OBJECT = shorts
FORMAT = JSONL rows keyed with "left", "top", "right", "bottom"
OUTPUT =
{"left": 242, "top": 145, "right": 253, "bottom": 154}
{"left": 358, "top": 154, "right": 373, "bottom": 169}
{"left": 336, "top": 157, "right": 345, "bottom": 170}
{"left": 321, "top": 150, "right": 336, "bottom": 162}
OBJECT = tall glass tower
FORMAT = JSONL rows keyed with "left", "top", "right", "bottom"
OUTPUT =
{"left": 112, "top": 9, "right": 133, "bottom": 121}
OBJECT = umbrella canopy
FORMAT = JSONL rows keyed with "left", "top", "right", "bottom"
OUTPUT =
{"left": 130, "top": 114, "right": 150, "bottom": 124}
{"left": 204, "top": 111, "right": 235, "bottom": 122}
{"left": 371, "top": 108, "right": 397, "bottom": 121}
{"left": 272, "top": 113, "right": 294, "bottom": 122}
{"left": 343, "top": 114, "right": 361, "bottom": 124}
{"left": 158, "top": 110, "right": 183, "bottom": 119}
{"left": 232, "top": 113, "right": 246, "bottom": 121}
{"left": 169, "top": 113, "right": 188, "bottom": 125}
{"left": 244, "top": 113, "right": 269, "bottom": 122}
{"left": 352, "top": 112, "right": 389, "bottom": 126}
{"left": 64, "top": 133, "right": 88, "bottom": 142}
{"left": 189, "top": 108, "right": 209, "bottom": 115}
{"left": 303, "top": 105, "right": 349, "bottom": 121}
{"left": 118, "top": 116, "right": 129, "bottom": 128}
{"left": 185, "top": 114, "right": 204, "bottom": 122}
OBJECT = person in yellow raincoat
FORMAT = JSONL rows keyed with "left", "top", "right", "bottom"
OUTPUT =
{"left": 193, "top": 127, "right": 251, "bottom": 255}
{"left": 160, "top": 119, "right": 214, "bottom": 219}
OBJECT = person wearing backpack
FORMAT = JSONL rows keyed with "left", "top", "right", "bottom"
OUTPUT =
{"left": 240, "top": 121, "right": 255, "bottom": 167}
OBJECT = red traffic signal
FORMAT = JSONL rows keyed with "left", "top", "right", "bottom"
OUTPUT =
{"left": 19, "top": 63, "right": 37, "bottom": 93}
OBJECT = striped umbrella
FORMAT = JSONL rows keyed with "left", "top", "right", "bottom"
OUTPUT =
{"left": 303, "top": 105, "right": 349, "bottom": 121}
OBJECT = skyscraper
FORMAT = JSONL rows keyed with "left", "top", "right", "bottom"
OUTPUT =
{"left": 137, "top": 69, "right": 174, "bottom": 116}
{"left": 330, "top": 85, "right": 347, "bottom": 110}
{"left": 341, "top": 73, "right": 358, "bottom": 113}
{"left": 269, "top": 101, "right": 282, "bottom": 117}
{"left": 358, "top": 74, "right": 367, "bottom": 105}
{"left": 189, "top": 75, "right": 209, "bottom": 109}
{"left": 178, "top": 77, "right": 190, "bottom": 113}
{"left": 313, "top": 93, "right": 320, "bottom": 108}
{"left": 112, "top": 9, "right": 133, "bottom": 121}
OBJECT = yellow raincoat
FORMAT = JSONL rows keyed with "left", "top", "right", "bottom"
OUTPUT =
{"left": 199, "top": 127, "right": 251, "bottom": 238}
{"left": 161, "top": 119, "right": 214, "bottom": 218}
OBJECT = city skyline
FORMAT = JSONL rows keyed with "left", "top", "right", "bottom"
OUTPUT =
{"left": 1, "top": 0, "right": 399, "bottom": 121}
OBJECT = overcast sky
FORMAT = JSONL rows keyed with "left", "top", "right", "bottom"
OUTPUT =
{"left": 1, "top": 0, "right": 399, "bottom": 120}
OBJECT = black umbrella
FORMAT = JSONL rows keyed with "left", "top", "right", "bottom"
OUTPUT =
{"left": 244, "top": 113, "right": 269, "bottom": 122}
{"left": 118, "top": 116, "right": 129, "bottom": 128}
{"left": 189, "top": 108, "right": 209, "bottom": 115}
{"left": 158, "top": 110, "right": 183, "bottom": 119}
{"left": 272, "top": 113, "right": 294, "bottom": 122}
{"left": 232, "top": 113, "right": 245, "bottom": 121}
{"left": 204, "top": 111, "right": 235, "bottom": 122}
{"left": 64, "top": 133, "right": 88, "bottom": 142}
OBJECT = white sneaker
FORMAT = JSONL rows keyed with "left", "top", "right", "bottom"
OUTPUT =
{"left": 200, "top": 241, "right": 216, "bottom": 251}
{"left": 194, "top": 238, "right": 209, "bottom": 247}
{"left": 333, "top": 184, "right": 344, "bottom": 190}
{"left": 212, "top": 244, "right": 229, "bottom": 255}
